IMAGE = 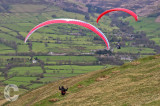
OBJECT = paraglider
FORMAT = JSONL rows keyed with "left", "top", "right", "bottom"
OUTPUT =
{"left": 116, "top": 43, "right": 121, "bottom": 49}
{"left": 97, "top": 8, "right": 138, "bottom": 23}
{"left": 97, "top": 8, "right": 138, "bottom": 50}
{"left": 24, "top": 18, "right": 110, "bottom": 50}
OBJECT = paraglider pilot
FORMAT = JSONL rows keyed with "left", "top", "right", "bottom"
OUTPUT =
{"left": 59, "top": 86, "right": 68, "bottom": 95}
{"left": 117, "top": 43, "right": 121, "bottom": 49}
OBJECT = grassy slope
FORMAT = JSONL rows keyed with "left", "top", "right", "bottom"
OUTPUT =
{"left": 5, "top": 54, "right": 160, "bottom": 106}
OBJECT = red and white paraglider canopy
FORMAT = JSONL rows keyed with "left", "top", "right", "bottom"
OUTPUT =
{"left": 97, "top": 8, "right": 138, "bottom": 23}
{"left": 25, "top": 18, "right": 110, "bottom": 50}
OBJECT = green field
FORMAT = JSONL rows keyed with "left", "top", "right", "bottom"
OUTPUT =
{"left": 0, "top": 54, "right": 112, "bottom": 91}
{"left": 113, "top": 46, "right": 156, "bottom": 54}
{"left": 8, "top": 77, "right": 37, "bottom": 82}
{"left": 0, "top": 56, "right": 30, "bottom": 59}
{"left": 44, "top": 65, "right": 104, "bottom": 77}
{"left": 3, "top": 80, "right": 30, "bottom": 86}
{"left": 8, "top": 66, "right": 43, "bottom": 76}
{"left": 125, "top": 17, "right": 160, "bottom": 46}
{"left": 17, "top": 45, "right": 29, "bottom": 53}
{"left": 0, "top": 44, "right": 15, "bottom": 54}
{"left": 34, "top": 56, "right": 97, "bottom": 63}
{"left": 28, "top": 83, "right": 44, "bottom": 89}
{"left": 0, "top": 77, "right": 5, "bottom": 81}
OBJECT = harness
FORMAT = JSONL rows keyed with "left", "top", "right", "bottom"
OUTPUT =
{"left": 61, "top": 91, "right": 66, "bottom": 94}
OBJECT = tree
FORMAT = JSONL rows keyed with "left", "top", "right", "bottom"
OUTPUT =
{"left": 85, "top": 14, "right": 90, "bottom": 20}
{"left": 40, "top": 74, "right": 44, "bottom": 78}
{"left": 25, "top": 71, "right": 30, "bottom": 76}
{"left": 34, "top": 57, "right": 38, "bottom": 60}
{"left": 95, "top": 49, "right": 112, "bottom": 55}
{"left": 71, "top": 70, "right": 74, "bottom": 74}
{"left": 28, "top": 42, "right": 32, "bottom": 51}
{"left": 52, "top": 15, "right": 57, "bottom": 18}
{"left": 45, "top": 43, "right": 48, "bottom": 47}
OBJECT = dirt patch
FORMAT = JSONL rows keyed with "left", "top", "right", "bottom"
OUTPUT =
{"left": 155, "top": 16, "right": 160, "bottom": 23}
{"left": 155, "top": 55, "right": 160, "bottom": 59}
{"left": 49, "top": 98, "right": 59, "bottom": 102}
{"left": 96, "top": 75, "right": 110, "bottom": 81}
{"left": 0, "top": 99, "right": 7, "bottom": 106}
{"left": 131, "top": 61, "right": 141, "bottom": 66}
{"left": 112, "top": 70, "right": 120, "bottom": 74}
{"left": 77, "top": 84, "right": 83, "bottom": 88}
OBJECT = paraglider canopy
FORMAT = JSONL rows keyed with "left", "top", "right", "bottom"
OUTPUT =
{"left": 97, "top": 8, "right": 138, "bottom": 23}
{"left": 25, "top": 18, "right": 110, "bottom": 50}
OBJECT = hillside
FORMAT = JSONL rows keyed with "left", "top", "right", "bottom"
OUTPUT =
{"left": 4, "top": 54, "right": 160, "bottom": 106}
{"left": 0, "top": 0, "right": 160, "bottom": 16}
{"left": 76, "top": 0, "right": 160, "bottom": 17}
